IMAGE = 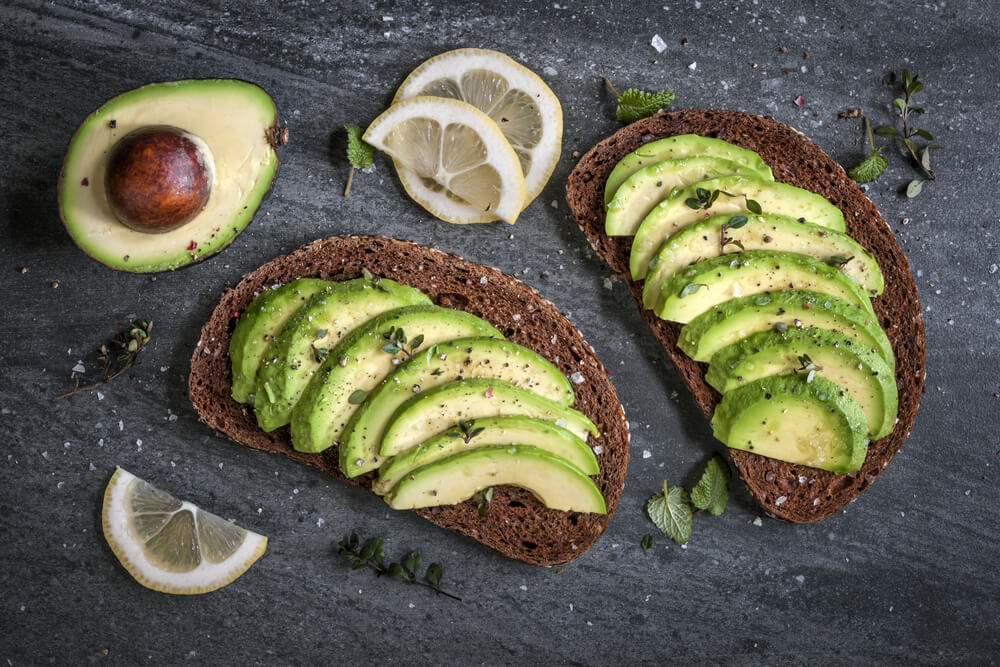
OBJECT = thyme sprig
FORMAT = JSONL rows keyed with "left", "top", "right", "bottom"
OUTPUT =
{"left": 685, "top": 187, "right": 762, "bottom": 214}
{"left": 446, "top": 419, "right": 485, "bottom": 444}
{"left": 720, "top": 215, "right": 749, "bottom": 254}
{"left": 55, "top": 320, "right": 152, "bottom": 399}
{"left": 337, "top": 533, "right": 461, "bottom": 601}
{"left": 382, "top": 327, "right": 424, "bottom": 359}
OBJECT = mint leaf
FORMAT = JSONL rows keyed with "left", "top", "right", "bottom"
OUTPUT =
{"left": 344, "top": 125, "right": 374, "bottom": 169}
{"left": 690, "top": 456, "right": 731, "bottom": 515}
{"left": 848, "top": 149, "right": 888, "bottom": 183}
{"left": 616, "top": 88, "right": 675, "bottom": 123}
{"left": 646, "top": 482, "right": 692, "bottom": 544}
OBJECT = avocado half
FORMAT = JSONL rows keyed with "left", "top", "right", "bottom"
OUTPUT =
{"left": 58, "top": 79, "right": 285, "bottom": 272}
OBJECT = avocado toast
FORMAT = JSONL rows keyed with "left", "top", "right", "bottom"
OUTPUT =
{"left": 566, "top": 109, "right": 925, "bottom": 522}
{"left": 189, "top": 235, "right": 628, "bottom": 566}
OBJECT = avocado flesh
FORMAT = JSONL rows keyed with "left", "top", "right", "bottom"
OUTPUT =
{"left": 678, "top": 290, "right": 894, "bottom": 367}
{"left": 641, "top": 213, "right": 884, "bottom": 309}
{"left": 604, "top": 134, "right": 774, "bottom": 205}
{"left": 229, "top": 278, "right": 330, "bottom": 403}
{"left": 711, "top": 375, "right": 869, "bottom": 474}
{"left": 289, "top": 305, "right": 501, "bottom": 455}
{"left": 59, "top": 79, "right": 280, "bottom": 272}
{"left": 252, "top": 279, "right": 430, "bottom": 430}
{"left": 373, "top": 416, "right": 598, "bottom": 495}
{"left": 385, "top": 445, "right": 606, "bottom": 513}
{"left": 706, "top": 327, "right": 898, "bottom": 439}
{"left": 656, "top": 250, "right": 874, "bottom": 324}
{"left": 379, "top": 378, "right": 599, "bottom": 458}
{"left": 604, "top": 157, "right": 770, "bottom": 236}
{"left": 339, "top": 337, "right": 575, "bottom": 478}
{"left": 630, "top": 175, "right": 846, "bottom": 279}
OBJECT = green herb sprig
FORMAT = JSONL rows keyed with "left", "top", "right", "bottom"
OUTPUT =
{"left": 720, "top": 215, "right": 749, "bottom": 254}
{"left": 447, "top": 419, "right": 485, "bottom": 443}
{"left": 603, "top": 78, "right": 675, "bottom": 123}
{"left": 337, "top": 533, "right": 461, "bottom": 601}
{"left": 685, "top": 188, "right": 762, "bottom": 215}
{"left": 382, "top": 327, "right": 424, "bottom": 359}
{"left": 55, "top": 320, "right": 152, "bottom": 399}
{"left": 796, "top": 354, "right": 823, "bottom": 383}
{"left": 878, "top": 70, "right": 940, "bottom": 196}
{"left": 344, "top": 125, "right": 375, "bottom": 197}
{"left": 848, "top": 116, "right": 888, "bottom": 183}
{"left": 645, "top": 455, "right": 731, "bottom": 544}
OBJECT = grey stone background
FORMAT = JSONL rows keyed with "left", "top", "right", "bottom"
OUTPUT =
{"left": 2, "top": 1, "right": 998, "bottom": 664}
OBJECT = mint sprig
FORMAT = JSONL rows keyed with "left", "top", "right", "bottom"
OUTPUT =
{"left": 690, "top": 456, "right": 732, "bottom": 515}
{"left": 603, "top": 78, "right": 674, "bottom": 123}
{"left": 344, "top": 125, "right": 374, "bottom": 197}
{"left": 848, "top": 117, "right": 888, "bottom": 184}
{"left": 646, "top": 482, "right": 692, "bottom": 544}
{"left": 646, "top": 456, "right": 732, "bottom": 544}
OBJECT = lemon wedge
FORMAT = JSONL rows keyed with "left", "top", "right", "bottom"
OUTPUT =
{"left": 391, "top": 48, "right": 563, "bottom": 223}
{"left": 102, "top": 467, "right": 267, "bottom": 594}
{"left": 364, "top": 96, "right": 528, "bottom": 224}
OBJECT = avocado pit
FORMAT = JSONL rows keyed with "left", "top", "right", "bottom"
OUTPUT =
{"left": 105, "top": 125, "right": 215, "bottom": 233}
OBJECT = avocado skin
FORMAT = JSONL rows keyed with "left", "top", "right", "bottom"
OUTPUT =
{"left": 603, "top": 133, "right": 774, "bottom": 205}
{"left": 385, "top": 445, "right": 606, "bottom": 514}
{"left": 705, "top": 326, "right": 898, "bottom": 439}
{"left": 378, "top": 378, "right": 598, "bottom": 458}
{"left": 290, "top": 305, "right": 502, "bottom": 455}
{"left": 641, "top": 212, "right": 884, "bottom": 309}
{"left": 656, "top": 250, "right": 874, "bottom": 323}
{"left": 711, "top": 374, "right": 868, "bottom": 474}
{"left": 251, "top": 278, "right": 430, "bottom": 430}
{"left": 340, "top": 336, "right": 575, "bottom": 480}
{"left": 374, "top": 415, "right": 598, "bottom": 496}
{"left": 678, "top": 289, "right": 894, "bottom": 366}
{"left": 229, "top": 278, "right": 330, "bottom": 404}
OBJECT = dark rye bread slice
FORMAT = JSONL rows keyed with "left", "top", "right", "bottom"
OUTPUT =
{"left": 188, "top": 235, "right": 628, "bottom": 566}
{"left": 566, "top": 109, "right": 925, "bottom": 523}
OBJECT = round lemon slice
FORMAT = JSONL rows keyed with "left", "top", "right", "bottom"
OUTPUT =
{"left": 102, "top": 467, "right": 267, "bottom": 594}
{"left": 364, "top": 96, "right": 527, "bottom": 224}
{"left": 391, "top": 48, "right": 562, "bottom": 223}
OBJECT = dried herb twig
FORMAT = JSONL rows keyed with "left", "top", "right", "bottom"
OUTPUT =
{"left": 337, "top": 533, "right": 461, "bottom": 601}
{"left": 55, "top": 320, "right": 152, "bottom": 399}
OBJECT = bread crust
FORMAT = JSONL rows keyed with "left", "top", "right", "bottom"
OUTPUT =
{"left": 566, "top": 109, "right": 925, "bottom": 522}
{"left": 188, "top": 235, "right": 628, "bottom": 565}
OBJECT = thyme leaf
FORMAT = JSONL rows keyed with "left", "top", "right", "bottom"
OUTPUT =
{"left": 336, "top": 533, "right": 461, "bottom": 601}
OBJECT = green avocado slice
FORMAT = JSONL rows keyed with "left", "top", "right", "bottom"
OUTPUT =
{"left": 339, "top": 337, "right": 574, "bottom": 478}
{"left": 385, "top": 445, "right": 606, "bottom": 514}
{"left": 641, "top": 212, "right": 884, "bottom": 309}
{"left": 706, "top": 327, "right": 898, "bottom": 440}
{"left": 711, "top": 374, "right": 869, "bottom": 474}
{"left": 252, "top": 278, "right": 430, "bottom": 430}
{"left": 605, "top": 156, "right": 770, "bottom": 236}
{"left": 374, "top": 416, "right": 598, "bottom": 496}
{"left": 630, "top": 175, "right": 846, "bottom": 279}
{"left": 59, "top": 79, "right": 282, "bottom": 272}
{"left": 678, "top": 290, "right": 894, "bottom": 367}
{"left": 289, "top": 305, "right": 501, "bottom": 457}
{"left": 655, "top": 250, "right": 875, "bottom": 324}
{"left": 379, "top": 378, "right": 599, "bottom": 459}
{"left": 229, "top": 278, "right": 330, "bottom": 403}
{"left": 604, "top": 134, "right": 774, "bottom": 205}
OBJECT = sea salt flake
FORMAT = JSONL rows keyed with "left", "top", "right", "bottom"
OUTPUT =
{"left": 688, "top": 62, "right": 697, "bottom": 70}
{"left": 72, "top": 361, "right": 86, "bottom": 374}
{"left": 795, "top": 574, "right": 805, "bottom": 584}
{"left": 651, "top": 34, "right": 667, "bottom": 52}
{"left": 752, "top": 517, "right": 763, "bottom": 526}
{"left": 480, "top": 276, "right": 488, "bottom": 284}
{"left": 97, "top": 392, "right": 104, "bottom": 401}
{"left": 603, "top": 277, "right": 613, "bottom": 290}
{"left": 569, "top": 372, "right": 585, "bottom": 384}
{"left": 642, "top": 450, "right": 652, "bottom": 459}
{"left": 519, "top": 584, "right": 528, "bottom": 591}
{"left": 592, "top": 445, "right": 603, "bottom": 455}
{"left": 775, "top": 495, "right": 788, "bottom": 506}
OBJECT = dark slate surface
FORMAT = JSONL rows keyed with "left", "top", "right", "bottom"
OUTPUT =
{"left": 2, "top": 1, "right": 998, "bottom": 664}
